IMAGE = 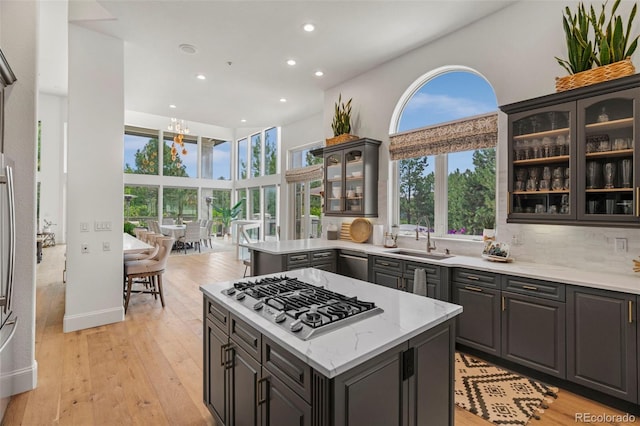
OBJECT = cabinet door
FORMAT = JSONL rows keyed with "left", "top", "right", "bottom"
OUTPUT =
{"left": 577, "top": 88, "right": 640, "bottom": 223}
{"left": 501, "top": 292, "right": 566, "bottom": 378}
{"left": 204, "top": 319, "right": 228, "bottom": 424}
{"left": 453, "top": 283, "right": 501, "bottom": 356}
{"left": 508, "top": 102, "right": 576, "bottom": 223}
{"left": 325, "top": 151, "right": 344, "bottom": 214}
{"left": 230, "top": 344, "right": 261, "bottom": 426}
{"left": 371, "top": 268, "right": 402, "bottom": 290}
{"left": 261, "top": 373, "right": 311, "bottom": 426}
{"left": 332, "top": 344, "right": 406, "bottom": 426}
{"left": 567, "top": 287, "right": 637, "bottom": 402}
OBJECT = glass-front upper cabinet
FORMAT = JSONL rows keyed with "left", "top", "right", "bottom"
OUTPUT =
{"left": 502, "top": 74, "right": 640, "bottom": 227}
{"left": 577, "top": 89, "right": 638, "bottom": 223}
{"left": 508, "top": 102, "right": 576, "bottom": 223}
{"left": 321, "top": 138, "right": 380, "bottom": 217}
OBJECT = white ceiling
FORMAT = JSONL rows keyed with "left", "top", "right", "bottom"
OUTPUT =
{"left": 48, "top": 1, "right": 516, "bottom": 129}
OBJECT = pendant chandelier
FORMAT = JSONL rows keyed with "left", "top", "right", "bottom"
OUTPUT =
{"left": 168, "top": 118, "right": 190, "bottom": 162}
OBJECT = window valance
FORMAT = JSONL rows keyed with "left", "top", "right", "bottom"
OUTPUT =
{"left": 284, "top": 164, "right": 323, "bottom": 183}
{"left": 389, "top": 112, "right": 498, "bottom": 160}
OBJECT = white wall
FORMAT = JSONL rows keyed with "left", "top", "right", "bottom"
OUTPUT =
{"left": 0, "top": 0, "right": 39, "bottom": 415}
{"left": 63, "top": 24, "right": 125, "bottom": 332}
{"left": 324, "top": 1, "right": 640, "bottom": 274}
{"left": 38, "top": 93, "right": 66, "bottom": 243}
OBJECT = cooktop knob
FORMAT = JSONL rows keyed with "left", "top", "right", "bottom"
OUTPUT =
{"left": 253, "top": 301, "right": 264, "bottom": 310}
{"left": 236, "top": 291, "right": 246, "bottom": 300}
{"left": 226, "top": 288, "right": 236, "bottom": 296}
{"left": 290, "top": 319, "right": 303, "bottom": 332}
{"left": 274, "top": 311, "right": 286, "bottom": 323}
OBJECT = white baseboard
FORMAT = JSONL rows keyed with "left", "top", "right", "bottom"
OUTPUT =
{"left": 0, "top": 360, "right": 38, "bottom": 398}
{"left": 63, "top": 306, "right": 124, "bottom": 332}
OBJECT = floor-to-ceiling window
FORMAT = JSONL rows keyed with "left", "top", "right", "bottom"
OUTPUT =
{"left": 287, "top": 143, "right": 323, "bottom": 239}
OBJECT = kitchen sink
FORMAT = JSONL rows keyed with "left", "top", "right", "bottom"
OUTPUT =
{"left": 384, "top": 249, "right": 454, "bottom": 260}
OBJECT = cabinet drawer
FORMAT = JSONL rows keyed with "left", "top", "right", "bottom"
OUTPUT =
{"left": 287, "top": 253, "right": 310, "bottom": 266}
{"left": 263, "top": 336, "right": 312, "bottom": 402}
{"left": 502, "top": 276, "right": 565, "bottom": 302}
{"left": 452, "top": 268, "right": 500, "bottom": 289}
{"left": 405, "top": 262, "right": 440, "bottom": 281}
{"left": 205, "top": 296, "right": 229, "bottom": 333}
{"left": 230, "top": 314, "right": 262, "bottom": 362}
{"left": 311, "top": 250, "right": 335, "bottom": 262}
{"left": 371, "top": 256, "right": 402, "bottom": 271}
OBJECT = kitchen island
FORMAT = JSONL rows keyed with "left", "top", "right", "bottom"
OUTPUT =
{"left": 201, "top": 268, "right": 462, "bottom": 426}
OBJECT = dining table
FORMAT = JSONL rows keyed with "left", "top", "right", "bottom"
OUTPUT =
{"left": 123, "top": 232, "right": 153, "bottom": 254}
{"left": 160, "top": 224, "right": 187, "bottom": 239}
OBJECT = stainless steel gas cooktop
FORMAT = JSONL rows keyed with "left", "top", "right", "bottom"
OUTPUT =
{"left": 222, "top": 275, "right": 383, "bottom": 340}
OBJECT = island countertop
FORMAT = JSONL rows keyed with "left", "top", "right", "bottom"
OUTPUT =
{"left": 243, "top": 239, "right": 640, "bottom": 296}
{"left": 200, "top": 268, "right": 462, "bottom": 378}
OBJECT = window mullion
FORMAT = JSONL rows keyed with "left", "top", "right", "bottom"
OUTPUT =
{"left": 434, "top": 154, "right": 447, "bottom": 237}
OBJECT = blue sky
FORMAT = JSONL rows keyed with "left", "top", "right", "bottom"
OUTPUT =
{"left": 398, "top": 71, "right": 497, "bottom": 173}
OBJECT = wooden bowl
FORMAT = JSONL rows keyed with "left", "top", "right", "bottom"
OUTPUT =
{"left": 349, "top": 218, "right": 372, "bottom": 243}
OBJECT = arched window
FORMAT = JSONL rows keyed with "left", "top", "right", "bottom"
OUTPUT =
{"left": 389, "top": 67, "right": 498, "bottom": 238}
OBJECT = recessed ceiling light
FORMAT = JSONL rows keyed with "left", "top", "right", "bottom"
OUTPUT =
{"left": 280, "top": 98, "right": 287, "bottom": 103}
{"left": 315, "top": 70, "right": 324, "bottom": 77}
{"left": 303, "top": 23, "right": 315, "bottom": 32}
{"left": 241, "top": 119, "right": 247, "bottom": 123}
{"left": 196, "top": 73, "right": 206, "bottom": 80}
{"left": 178, "top": 43, "right": 198, "bottom": 54}
{"left": 287, "top": 59, "right": 296, "bottom": 66}
{"left": 169, "top": 104, "right": 177, "bottom": 109}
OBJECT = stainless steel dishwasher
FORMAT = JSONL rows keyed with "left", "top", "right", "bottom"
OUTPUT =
{"left": 338, "top": 250, "right": 369, "bottom": 281}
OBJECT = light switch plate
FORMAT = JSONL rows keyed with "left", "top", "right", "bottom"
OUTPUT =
{"left": 615, "top": 238, "right": 627, "bottom": 253}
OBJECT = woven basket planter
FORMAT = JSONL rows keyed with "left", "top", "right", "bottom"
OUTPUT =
{"left": 555, "top": 58, "right": 635, "bottom": 92}
{"left": 326, "top": 134, "right": 359, "bottom": 146}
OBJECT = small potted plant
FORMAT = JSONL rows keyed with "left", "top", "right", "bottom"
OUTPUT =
{"left": 326, "top": 94, "right": 359, "bottom": 146}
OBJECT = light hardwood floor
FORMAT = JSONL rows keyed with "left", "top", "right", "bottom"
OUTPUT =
{"left": 2, "top": 244, "right": 636, "bottom": 425}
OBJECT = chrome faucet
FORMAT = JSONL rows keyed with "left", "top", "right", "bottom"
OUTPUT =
{"left": 416, "top": 217, "right": 436, "bottom": 253}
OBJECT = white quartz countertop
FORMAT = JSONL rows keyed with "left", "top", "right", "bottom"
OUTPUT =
{"left": 243, "top": 239, "right": 640, "bottom": 295}
{"left": 200, "top": 268, "right": 462, "bottom": 378}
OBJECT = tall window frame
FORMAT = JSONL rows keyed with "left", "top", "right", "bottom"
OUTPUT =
{"left": 389, "top": 66, "right": 498, "bottom": 239}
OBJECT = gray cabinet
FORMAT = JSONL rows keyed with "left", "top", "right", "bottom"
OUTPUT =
{"left": 204, "top": 294, "right": 455, "bottom": 425}
{"left": 501, "top": 73, "right": 640, "bottom": 227}
{"left": 369, "top": 255, "right": 444, "bottom": 300}
{"left": 452, "top": 268, "right": 502, "bottom": 356}
{"left": 500, "top": 276, "right": 566, "bottom": 378}
{"left": 567, "top": 286, "right": 637, "bottom": 402}
{"left": 321, "top": 138, "right": 381, "bottom": 217}
{"left": 251, "top": 250, "right": 337, "bottom": 275}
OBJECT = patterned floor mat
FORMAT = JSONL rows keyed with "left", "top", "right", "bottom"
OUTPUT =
{"left": 455, "top": 352, "right": 558, "bottom": 425}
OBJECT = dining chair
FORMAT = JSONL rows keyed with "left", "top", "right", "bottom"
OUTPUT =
{"left": 123, "top": 236, "right": 174, "bottom": 313}
{"left": 124, "top": 233, "right": 160, "bottom": 262}
{"left": 180, "top": 221, "right": 202, "bottom": 254}
{"left": 200, "top": 219, "right": 213, "bottom": 247}
{"left": 162, "top": 218, "right": 175, "bottom": 225}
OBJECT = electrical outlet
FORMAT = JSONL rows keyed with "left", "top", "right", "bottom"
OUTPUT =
{"left": 103, "top": 241, "right": 110, "bottom": 251}
{"left": 81, "top": 244, "right": 89, "bottom": 254}
{"left": 615, "top": 238, "right": 628, "bottom": 253}
{"left": 80, "top": 222, "right": 89, "bottom": 232}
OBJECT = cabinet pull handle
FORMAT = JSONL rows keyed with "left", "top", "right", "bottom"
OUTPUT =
{"left": 465, "top": 285, "right": 483, "bottom": 292}
{"left": 315, "top": 253, "right": 330, "bottom": 258}
{"left": 291, "top": 255, "right": 306, "bottom": 261}
{"left": 396, "top": 277, "right": 402, "bottom": 290}
{"left": 466, "top": 275, "right": 480, "bottom": 281}
{"left": 220, "top": 342, "right": 231, "bottom": 367}
{"left": 629, "top": 300, "right": 633, "bottom": 324}
{"left": 522, "top": 285, "right": 538, "bottom": 291}
{"left": 508, "top": 192, "right": 511, "bottom": 215}
{"left": 636, "top": 188, "right": 639, "bottom": 217}
{"left": 257, "top": 376, "right": 270, "bottom": 406}
{"left": 379, "top": 261, "right": 390, "bottom": 266}
{"left": 502, "top": 296, "right": 505, "bottom": 311}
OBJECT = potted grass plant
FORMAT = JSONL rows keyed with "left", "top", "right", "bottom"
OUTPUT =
{"left": 326, "top": 94, "right": 359, "bottom": 146}
{"left": 555, "top": 0, "right": 638, "bottom": 92}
